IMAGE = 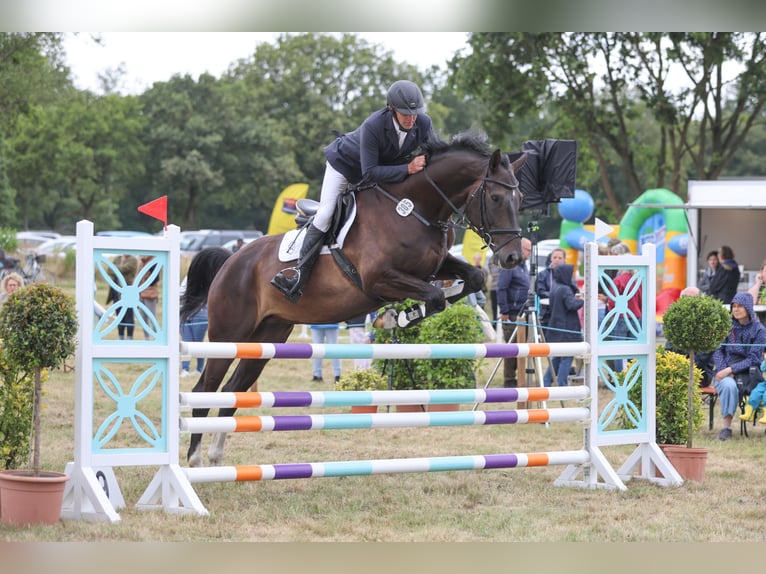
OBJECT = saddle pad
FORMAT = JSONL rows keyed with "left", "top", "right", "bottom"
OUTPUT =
{"left": 277, "top": 195, "right": 357, "bottom": 262}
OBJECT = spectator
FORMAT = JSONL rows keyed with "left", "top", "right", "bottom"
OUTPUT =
{"left": 711, "top": 292, "right": 766, "bottom": 440}
{"left": 107, "top": 254, "right": 139, "bottom": 341}
{"left": 486, "top": 253, "right": 501, "bottom": 323}
{"left": 497, "top": 237, "right": 532, "bottom": 387}
{"left": 747, "top": 258, "right": 766, "bottom": 305}
{"left": 697, "top": 250, "right": 720, "bottom": 295}
{"left": 232, "top": 238, "right": 245, "bottom": 252}
{"left": 472, "top": 252, "right": 489, "bottom": 310}
{"left": 138, "top": 255, "right": 160, "bottom": 340}
{"left": 310, "top": 323, "right": 342, "bottom": 383}
{"left": 543, "top": 263, "right": 584, "bottom": 387}
{"left": 0, "top": 250, "right": 20, "bottom": 272}
{"left": 603, "top": 242, "right": 641, "bottom": 372}
{"left": 536, "top": 247, "right": 567, "bottom": 329}
{"left": 0, "top": 272, "right": 23, "bottom": 307}
{"left": 346, "top": 313, "right": 371, "bottom": 370}
{"left": 739, "top": 359, "right": 766, "bottom": 424}
{"left": 179, "top": 274, "right": 208, "bottom": 377}
{"left": 708, "top": 245, "right": 740, "bottom": 305}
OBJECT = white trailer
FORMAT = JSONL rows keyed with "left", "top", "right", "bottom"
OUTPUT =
{"left": 686, "top": 179, "right": 766, "bottom": 291}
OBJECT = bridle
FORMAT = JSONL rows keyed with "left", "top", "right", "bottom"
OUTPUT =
{"left": 422, "top": 155, "right": 523, "bottom": 253}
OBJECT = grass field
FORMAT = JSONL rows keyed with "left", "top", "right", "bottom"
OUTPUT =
{"left": 1, "top": 279, "right": 765, "bottom": 542}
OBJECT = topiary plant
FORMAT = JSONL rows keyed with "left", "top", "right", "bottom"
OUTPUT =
{"left": 0, "top": 350, "right": 37, "bottom": 469}
{"left": 621, "top": 346, "right": 704, "bottom": 446}
{"left": 0, "top": 283, "right": 77, "bottom": 475}
{"left": 662, "top": 294, "right": 730, "bottom": 448}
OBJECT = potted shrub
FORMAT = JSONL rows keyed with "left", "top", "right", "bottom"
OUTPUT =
{"left": 335, "top": 369, "right": 388, "bottom": 413}
{"left": 0, "top": 283, "right": 78, "bottom": 525}
{"left": 660, "top": 293, "right": 730, "bottom": 481}
{"left": 623, "top": 346, "right": 705, "bottom": 446}
{"left": 0, "top": 353, "right": 37, "bottom": 470}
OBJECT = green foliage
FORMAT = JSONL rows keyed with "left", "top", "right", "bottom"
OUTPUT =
{"left": 0, "top": 283, "right": 77, "bottom": 473}
{"left": 663, "top": 294, "right": 731, "bottom": 354}
{"left": 0, "top": 283, "right": 78, "bottom": 371}
{"left": 622, "top": 346, "right": 704, "bottom": 446}
{"left": 373, "top": 302, "right": 483, "bottom": 390}
{"left": 334, "top": 369, "right": 388, "bottom": 392}
{"left": 0, "top": 350, "right": 36, "bottom": 469}
{"left": 0, "top": 227, "right": 18, "bottom": 252}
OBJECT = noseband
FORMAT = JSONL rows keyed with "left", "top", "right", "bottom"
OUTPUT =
{"left": 423, "top": 157, "right": 523, "bottom": 253}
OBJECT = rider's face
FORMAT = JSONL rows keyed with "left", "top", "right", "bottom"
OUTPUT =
{"left": 394, "top": 110, "right": 417, "bottom": 130}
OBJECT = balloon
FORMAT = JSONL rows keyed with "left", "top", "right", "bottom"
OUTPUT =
{"left": 558, "top": 189, "right": 594, "bottom": 223}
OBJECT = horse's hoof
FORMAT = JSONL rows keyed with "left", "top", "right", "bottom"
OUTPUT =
{"left": 188, "top": 451, "right": 203, "bottom": 468}
{"left": 397, "top": 304, "right": 426, "bottom": 328}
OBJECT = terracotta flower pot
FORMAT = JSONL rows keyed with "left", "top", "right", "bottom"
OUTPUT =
{"left": 661, "top": 445, "right": 708, "bottom": 482}
{"left": 426, "top": 404, "right": 460, "bottom": 412}
{"left": 350, "top": 405, "right": 378, "bottom": 414}
{"left": 0, "top": 470, "right": 69, "bottom": 526}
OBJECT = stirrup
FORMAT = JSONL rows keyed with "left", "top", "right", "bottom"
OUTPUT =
{"left": 397, "top": 304, "right": 426, "bottom": 329}
{"left": 271, "top": 267, "right": 301, "bottom": 298}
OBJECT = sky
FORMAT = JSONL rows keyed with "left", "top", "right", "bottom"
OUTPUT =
{"left": 63, "top": 32, "right": 471, "bottom": 95}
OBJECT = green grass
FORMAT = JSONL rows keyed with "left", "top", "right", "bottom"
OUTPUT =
{"left": 2, "top": 279, "right": 765, "bottom": 541}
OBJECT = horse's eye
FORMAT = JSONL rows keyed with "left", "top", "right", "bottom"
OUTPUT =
{"left": 490, "top": 193, "right": 503, "bottom": 204}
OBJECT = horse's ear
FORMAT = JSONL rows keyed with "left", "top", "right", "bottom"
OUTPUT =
{"left": 509, "top": 151, "right": 527, "bottom": 174}
{"left": 490, "top": 148, "right": 503, "bottom": 170}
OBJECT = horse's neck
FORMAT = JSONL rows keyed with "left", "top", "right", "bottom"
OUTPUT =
{"left": 389, "top": 164, "right": 473, "bottom": 221}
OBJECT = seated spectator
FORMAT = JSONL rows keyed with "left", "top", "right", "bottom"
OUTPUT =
{"left": 711, "top": 292, "right": 766, "bottom": 441}
{"left": 0, "top": 272, "right": 24, "bottom": 307}
{"left": 747, "top": 258, "right": 766, "bottom": 306}
{"left": 739, "top": 359, "right": 766, "bottom": 424}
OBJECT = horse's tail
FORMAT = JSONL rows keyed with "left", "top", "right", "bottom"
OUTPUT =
{"left": 180, "top": 247, "right": 232, "bottom": 323}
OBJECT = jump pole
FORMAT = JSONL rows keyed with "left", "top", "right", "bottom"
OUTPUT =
{"left": 62, "top": 221, "right": 682, "bottom": 523}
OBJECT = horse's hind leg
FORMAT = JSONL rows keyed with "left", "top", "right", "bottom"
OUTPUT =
{"left": 207, "top": 357, "right": 272, "bottom": 466}
{"left": 187, "top": 357, "right": 235, "bottom": 467}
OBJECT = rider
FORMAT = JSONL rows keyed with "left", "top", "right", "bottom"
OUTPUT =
{"left": 271, "top": 79, "right": 438, "bottom": 303}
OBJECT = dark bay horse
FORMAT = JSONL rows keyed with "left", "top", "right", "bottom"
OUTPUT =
{"left": 182, "top": 131, "right": 526, "bottom": 466}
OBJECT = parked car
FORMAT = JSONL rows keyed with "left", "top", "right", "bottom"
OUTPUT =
{"left": 35, "top": 236, "right": 77, "bottom": 260}
{"left": 221, "top": 237, "right": 258, "bottom": 252}
{"left": 96, "top": 230, "right": 153, "bottom": 237}
{"left": 181, "top": 230, "right": 263, "bottom": 254}
{"left": 15, "top": 231, "right": 60, "bottom": 252}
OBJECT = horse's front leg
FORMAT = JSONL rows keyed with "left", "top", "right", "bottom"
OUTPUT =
{"left": 436, "top": 254, "right": 486, "bottom": 304}
{"left": 368, "top": 272, "right": 446, "bottom": 328}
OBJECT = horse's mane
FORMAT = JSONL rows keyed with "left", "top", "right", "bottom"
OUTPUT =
{"left": 423, "top": 130, "right": 493, "bottom": 160}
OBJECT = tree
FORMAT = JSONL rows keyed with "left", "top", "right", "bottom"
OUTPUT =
{"left": 7, "top": 90, "right": 146, "bottom": 230}
{"left": 450, "top": 33, "right": 766, "bottom": 218}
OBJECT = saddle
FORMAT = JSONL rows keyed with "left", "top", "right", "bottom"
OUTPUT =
{"left": 288, "top": 190, "right": 365, "bottom": 291}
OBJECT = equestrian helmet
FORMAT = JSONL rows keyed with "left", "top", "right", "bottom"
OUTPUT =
{"left": 386, "top": 80, "right": 424, "bottom": 115}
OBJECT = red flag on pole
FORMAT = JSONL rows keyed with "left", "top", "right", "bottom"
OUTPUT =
{"left": 137, "top": 196, "right": 168, "bottom": 228}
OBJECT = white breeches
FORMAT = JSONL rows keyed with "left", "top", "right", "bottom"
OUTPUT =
{"left": 313, "top": 162, "right": 349, "bottom": 232}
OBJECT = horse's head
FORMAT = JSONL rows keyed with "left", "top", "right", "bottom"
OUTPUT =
{"left": 461, "top": 147, "right": 525, "bottom": 269}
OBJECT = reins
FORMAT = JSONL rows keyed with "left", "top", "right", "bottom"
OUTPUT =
{"left": 373, "top": 152, "right": 522, "bottom": 255}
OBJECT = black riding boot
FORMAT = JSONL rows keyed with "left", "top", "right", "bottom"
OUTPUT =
{"left": 271, "top": 224, "right": 325, "bottom": 303}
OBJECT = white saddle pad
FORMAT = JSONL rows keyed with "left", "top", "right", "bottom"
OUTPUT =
{"left": 277, "top": 197, "right": 357, "bottom": 262}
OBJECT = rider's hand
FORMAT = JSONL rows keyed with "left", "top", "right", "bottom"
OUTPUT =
{"left": 407, "top": 155, "right": 426, "bottom": 175}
